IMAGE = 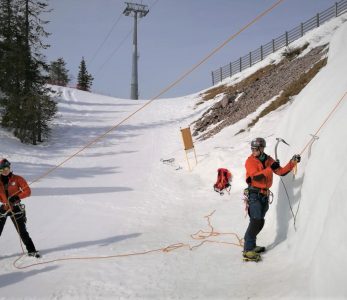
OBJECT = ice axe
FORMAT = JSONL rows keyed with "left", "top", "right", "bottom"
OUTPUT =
{"left": 274, "top": 137, "right": 289, "bottom": 161}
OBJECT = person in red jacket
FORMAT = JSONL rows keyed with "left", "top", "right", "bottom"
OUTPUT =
{"left": 0, "top": 158, "right": 40, "bottom": 258}
{"left": 243, "top": 138, "right": 301, "bottom": 261}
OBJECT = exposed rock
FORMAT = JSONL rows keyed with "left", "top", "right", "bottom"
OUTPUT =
{"left": 219, "top": 94, "right": 236, "bottom": 108}
{"left": 192, "top": 45, "right": 328, "bottom": 140}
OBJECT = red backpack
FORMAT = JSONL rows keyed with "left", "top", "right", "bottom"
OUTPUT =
{"left": 213, "top": 168, "right": 232, "bottom": 195}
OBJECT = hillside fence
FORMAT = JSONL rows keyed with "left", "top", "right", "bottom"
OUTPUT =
{"left": 211, "top": 0, "right": 347, "bottom": 85}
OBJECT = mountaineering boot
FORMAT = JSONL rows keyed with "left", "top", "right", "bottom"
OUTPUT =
{"left": 28, "top": 251, "right": 41, "bottom": 258}
{"left": 253, "top": 246, "right": 266, "bottom": 253}
{"left": 243, "top": 251, "right": 261, "bottom": 262}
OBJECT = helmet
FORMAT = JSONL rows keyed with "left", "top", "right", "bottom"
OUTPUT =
{"left": 251, "top": 137, "right": 266, "bottom": 149}
{"left": 0, "top": 159, "right": 11, "bottom": 169}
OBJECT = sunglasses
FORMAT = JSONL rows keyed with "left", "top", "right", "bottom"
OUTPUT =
{"left": 0, "top": 167, "right": 10, "bottom": 172}
{"left": 251, "top": 147, "right": 260, "bottom": 152}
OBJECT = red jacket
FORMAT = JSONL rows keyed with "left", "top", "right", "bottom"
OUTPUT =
{"left": 245, "top": 154, "right": 294, "bottom": 190}
{"left": 0, "top": 173, "right": 31, "bottom": 210}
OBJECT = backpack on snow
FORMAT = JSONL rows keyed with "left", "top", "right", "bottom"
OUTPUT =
{"left": 213, "top": 168, "right": 232, "bottom": 195}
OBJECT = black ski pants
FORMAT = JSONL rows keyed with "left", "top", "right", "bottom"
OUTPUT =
{"left": 0, "top": 205, "right": 37, "bottom": 253}
{"left": 244, "top": 191, "right": 269, "bottom": 251}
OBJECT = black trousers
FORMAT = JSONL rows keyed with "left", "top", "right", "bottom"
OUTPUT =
{"left": 0, "top": 205, "right": 37, "bottom": 253}
{"left": 244, "top": 191, "right": 269, "bottom": 251}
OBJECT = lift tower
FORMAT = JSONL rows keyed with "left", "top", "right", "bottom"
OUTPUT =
{"left": 123, "top": 2, "right": 149, "bottom": 100}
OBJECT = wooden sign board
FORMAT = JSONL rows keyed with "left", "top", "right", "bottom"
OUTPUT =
{"left": 180, "top": 127, "right": 197, "bottom": 171}
{"left": 180, "top": 127, "right": 194, "bottom": 150}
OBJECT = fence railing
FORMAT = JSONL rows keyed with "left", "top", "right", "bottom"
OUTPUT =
{"left": 211, "top": 0, "right": 347, "bottom": 85}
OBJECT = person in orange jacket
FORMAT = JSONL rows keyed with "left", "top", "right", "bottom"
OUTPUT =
{"left": 243, "top": 138, "right": 301, "bottom": 261}
{"left": 0, "top": 158, "right": 40, "bottom": 258}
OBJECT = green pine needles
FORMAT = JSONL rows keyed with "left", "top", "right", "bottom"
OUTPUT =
{"left": 77, "top": 57, "right": 94, "bottom": 92}
{"left": 0, "top": 0, "right": 57, "bottom": 145}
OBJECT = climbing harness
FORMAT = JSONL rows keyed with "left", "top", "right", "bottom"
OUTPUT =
{"left": 12, "top": 203, "right": 26, "bottom": 221}
{"left": 242, "top": 187, "right": 273, "bottom": 218}
{"left": 0, "top": 204, "right": 26, "bottom": 221}
{"left": 243, "top": 188, "right": 250, "bottom": 218}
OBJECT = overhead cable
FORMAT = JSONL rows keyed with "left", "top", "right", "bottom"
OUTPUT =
{"left": 88, "top": 11, "right": 124, "bottom": 66}
{"left": 94, "top": 0, "right": 160, "bottom": 77}
{"left": 27, "top": 0, "right": 286, "bottom": 188}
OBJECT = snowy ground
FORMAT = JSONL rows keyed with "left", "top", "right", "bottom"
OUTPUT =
{"left": 1, "top": 15, "right": 347, "bottom": 300}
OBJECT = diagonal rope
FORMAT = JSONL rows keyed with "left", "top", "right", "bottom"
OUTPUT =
{"left": 300, "top": 90, "right": 347, "bottom": 155}
{"left": 28, "top": 0, "right": 286, "bottom": 187}
{"left": 9, "top": 0, "right": 283, "bottom": 269}
{"left": 290, "top": 90, "right": 347, "bottom": 228}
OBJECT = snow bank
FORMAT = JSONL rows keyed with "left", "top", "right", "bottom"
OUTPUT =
{"left": 270, "top": 19, "right": 347, "bottom": 297}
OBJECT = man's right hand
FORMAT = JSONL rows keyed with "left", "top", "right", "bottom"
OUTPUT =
{"left": 292, "top": 154, "right": 301, "bottom": 163}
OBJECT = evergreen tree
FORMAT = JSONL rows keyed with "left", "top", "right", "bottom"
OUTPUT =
{"left": 0, "top": 0, "right": 25, "bottom": 131}
{"left": 48, "top": 57, "right": 70, "bottom": 86}
{"left": 0, "top": 0, "right": 57, "bottom": 144}
{"left": 77, "top": 57, "right": 93, "bottom": 91}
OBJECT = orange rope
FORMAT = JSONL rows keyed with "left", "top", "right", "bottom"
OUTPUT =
{"left": 27, "top": 0, "right": 285, "bottom": 187}
{"left": 292, "top": 90, "right": 347, "bottom": 175}
{"left": 9, "top": 0, "right": 284, "bottom": 269}
{"left": 300, "top": 90, "right": 347, "bottom": 156}
{"left": 13, "top": 210, "right": 243, "bottom": 269}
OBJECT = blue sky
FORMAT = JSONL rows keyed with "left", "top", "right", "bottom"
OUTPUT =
{"left": 45, "top": 0, "right": 339, "bottom": 99}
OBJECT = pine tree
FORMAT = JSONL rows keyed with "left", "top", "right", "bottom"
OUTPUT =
{"left": 0, "top": 0, "right": 57, "bottom": 144}
{"left": 77, "top": 57, "right": 93, "bottom": 91}
{"left": 48, "top": 57, "right": 70, "bottom": 86}
{"left": 0, "top": 0, "right": 25, "bottom": 131}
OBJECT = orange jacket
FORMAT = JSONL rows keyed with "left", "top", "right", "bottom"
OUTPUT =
{"left": 0, "top": 173, "right": 31, "bottom": 210}
{"left": 245, "top": 154, "right": 295, "bottom": 190}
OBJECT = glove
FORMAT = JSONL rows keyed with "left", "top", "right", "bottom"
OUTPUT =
{"left": 270, "top": 160, "right": 280, "bottom": 171}
{"left": 292, "top": 154, "right": 301, "bottom": 163}
{"left": 9, "top": 195, "right": 20, "bottom": 204}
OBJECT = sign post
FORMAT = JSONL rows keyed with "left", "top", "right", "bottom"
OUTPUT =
{"left": 180, "top": 127, "right": 197, "bottom": 171}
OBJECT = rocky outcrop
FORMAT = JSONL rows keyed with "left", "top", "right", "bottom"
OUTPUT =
{"left": 193, "top": 45, "right": 328, "bottom": 140}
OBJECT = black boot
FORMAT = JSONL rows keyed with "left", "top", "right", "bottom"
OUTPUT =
{"left": 253, "top": 246, "right": 266, "bottom": 253}
{"left": 28, "top": 251, "right": 41, "bottom": 258}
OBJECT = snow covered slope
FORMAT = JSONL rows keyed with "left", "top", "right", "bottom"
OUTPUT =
{"left": 0, "top": 15, "right": 347, "bottom": 300}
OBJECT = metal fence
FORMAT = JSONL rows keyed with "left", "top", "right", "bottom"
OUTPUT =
{"left": 211, "top": 0, "right": 347, "bottom": 85}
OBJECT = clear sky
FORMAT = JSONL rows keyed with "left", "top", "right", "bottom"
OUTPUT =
{"left": 45, "top": 0, "right": 339, "bottom": 99}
